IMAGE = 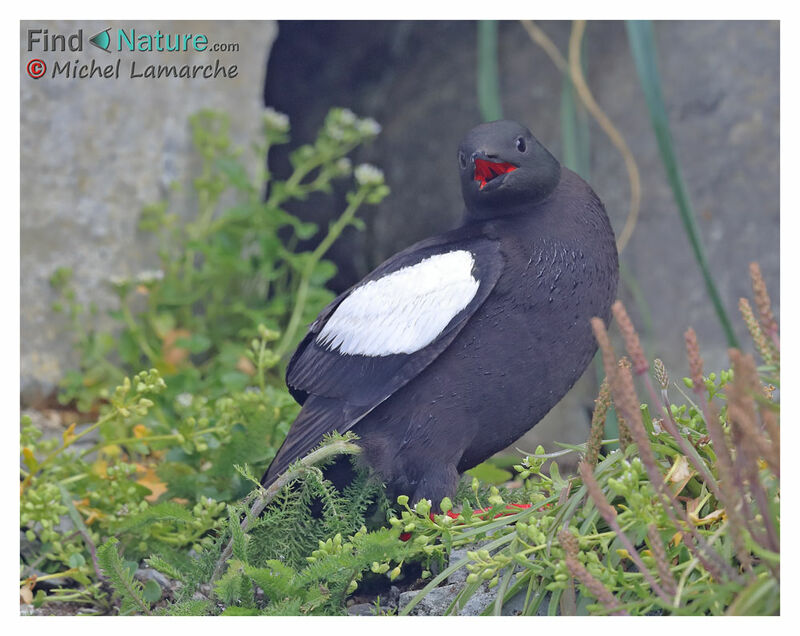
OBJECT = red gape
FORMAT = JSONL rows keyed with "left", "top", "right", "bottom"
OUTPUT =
{"left": 473, "top": 158, "right": 517, "bottom": 190}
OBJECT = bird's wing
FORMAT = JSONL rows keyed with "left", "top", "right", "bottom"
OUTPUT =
{"left": 264, "top": 227, "right": 503, "bottom": 483}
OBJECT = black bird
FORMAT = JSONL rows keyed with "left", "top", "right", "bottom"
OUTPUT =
{"left": 262, "top": 120, "right": 619, "bottom": 505}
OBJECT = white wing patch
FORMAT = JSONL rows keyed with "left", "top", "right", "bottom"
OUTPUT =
{"left": 317, "top": 250, "right": 480, "bottom": 357}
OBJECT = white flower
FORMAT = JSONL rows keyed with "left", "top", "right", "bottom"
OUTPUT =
{"left": 109, "top": 274, "right": 129, "bottom": 287}
{"left": 413, "top": 499, "right": 432, "bottom": 512}
{"left": 263, "top": 107, "right": 289, "bottom": 133}
{"left": 327, "top": 124, "right": 346, "bottom": 141}
{"left": 354, "top": 163, "right": 384, "bottom": 186}
{"left": 357, "top": 117, "right": 382, "bottom": 136}
{"left": 335, "top": 157, "right": 352, "bottom": 174}
{"left": 175, "top": 392, "right": 193, "bottom": 408}
{"left": 339, "top": 108, "right": 357, "bottom": 125}
{"left": 136, "top": 269, "right": 164, "bottom": 284}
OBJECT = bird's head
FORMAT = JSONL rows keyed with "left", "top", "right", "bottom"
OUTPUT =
{"left": 458, "top": 120, "right": 561, "bottom": 220}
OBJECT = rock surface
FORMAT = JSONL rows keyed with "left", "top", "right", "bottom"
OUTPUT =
{"left": 20, "top": 20, "right": 277, "bottom": 403}
{"left": 396, "top": 545, "right": 549, "bottom": 616}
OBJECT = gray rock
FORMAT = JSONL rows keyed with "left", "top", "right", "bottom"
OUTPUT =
{"left": 346, "top": 603, "right": 376, "bottom": 616}
{"left": 398, "top": 542, "right": 494, "bottom": 616}
{"left": 399, "top": 584, "right": 460, "bottom": 616}
{"left": 399, "top": 573, "right": 552, "bottom": 616}
{"left": 446, "top": 547, "right": 470, "bottom": 586}
{"left": 20, "top": 20, "right": 277, "bottom": 404}
{"left": 398, "top": 537, "right": 553, "bottom": 616}
{"left": 135, "top": 567, "right": 171, "bottom": 590}
{"left": 398, "top": 580, "right": 505, "bottom": 616}
{"left": 458, "top": 586, "right": 496, "bottom": 616}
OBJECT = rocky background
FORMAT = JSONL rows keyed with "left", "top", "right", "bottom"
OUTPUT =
{"left": 22, "top": 21, "right": 778, "bottom": 459}
{"left": 20, "top": 20, "right": 277, "bottom": 404}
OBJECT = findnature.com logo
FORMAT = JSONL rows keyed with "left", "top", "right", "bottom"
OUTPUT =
{"left": 25, "top": 26, "right": 241, "bottom": 80}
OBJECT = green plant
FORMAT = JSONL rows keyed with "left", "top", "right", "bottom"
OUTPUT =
{"left": 477, "top": 20, "right": 503, "bottom": 121}
{"left": 50, "top": 106, "right": 387, "bottom": 412}
{"left": 401, "top": 266, "right": 778, "bottom": 616}
{"left": 112, "top": 263, "right": 775, "bottom": 617}
{"left": 22, "top": 107, "right": 389, "bottom": 612}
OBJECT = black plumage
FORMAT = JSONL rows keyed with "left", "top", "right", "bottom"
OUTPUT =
{"left": 262, "top": 120, "right": 619, "bottom": 505}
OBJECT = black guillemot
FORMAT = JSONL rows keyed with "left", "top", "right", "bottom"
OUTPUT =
{"left": 262, "top": 119, "right": 619, "bottom": 505}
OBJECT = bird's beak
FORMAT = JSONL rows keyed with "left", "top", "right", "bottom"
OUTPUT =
{"left": 473, "top": 155, "right": 518, "bottom": 190}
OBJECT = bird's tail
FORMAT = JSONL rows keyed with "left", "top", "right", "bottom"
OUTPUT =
{"left": 260, "top": 394, "right": 347, "bottom": 488}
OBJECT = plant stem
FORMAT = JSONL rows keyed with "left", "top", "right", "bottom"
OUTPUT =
{"left": 210, "top": 439, "right": 362, "bottom": 584}
{"left": 120, "top": 300, "right": 159, "bottom": 364}
{"left": 674, "top": 521, "right": 729, "bottom": 608}
{"left": 257, "top": 337, "right": 267, "bottom": 391}
{"left": 59, "top": 485, "right": 107, "bottom": 584}
{"left": 275, "top": 188, "right": 367, "bottom": 359}
{"left": 79, "top": 427, "right": 227, "bottom": 458}
{"left": 21, "top": 408, "right": 120, "bottom": 492}
{"left": 642, "top": 373, "right": 721, "bottom": 500}
{"left": 21, "top": 568, "right": 79, "bottom": 585}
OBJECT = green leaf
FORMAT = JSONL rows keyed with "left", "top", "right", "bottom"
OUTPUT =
{"left": 97, "top": 538, "right": 152, "bottom": 616}
{"left": 176, "top": 333, "right": 212, "bottom": 354}
{"left": 145, "top": 555, "right": 187, "bottom": 583}
{"left": 229, "top": 507, "right": 250, "bottom": 562}
{"left": 151, "top": 312, "right": 176, "bottom": 338}
{"left": 466, "top": 462, "right": 513, "bottom": 485}
{"left": 310, "top": 260, "right": 337, "bottom": 286}
{"left": 58, "top": 485, "right": 97, "bottom": 572}
{"left": 143, "top": 579, "right": 163, "bottom": 603}
{"left": 244, "top": 562, "right": 299, "bottom": 601}
{"left": 727, "top": 574, "right": 779, "bottom": 616}
{"left": 549, "top": 461, "right": 568, "bottom": 490}
{"left": 67, "top": 552, "right": 86, "bottom": 569}
{"left": 124, "top": 561, "right": 139, "bottom": 578}
{"left": 118, "top": 330, "right": 143, "bottom": 367}
{"left": 216, "top": 157, "right": 254, "bottom": 193}
{"left": 33, "top": 590, "right": 47, "bottom": 609}
{"left": 219, "top": 371, "right": 249, "bottom": 392}
{"left": 293, "top": 220, "right": 318, "bottom": 240}
{"left": 115, "top": 502, "right": 195, "bottom": 533}
{"left": 213, "top": 561, "right": 251, "bottom": 606}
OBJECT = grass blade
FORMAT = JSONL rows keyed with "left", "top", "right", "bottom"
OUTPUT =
{"left": 477, "top": 20, "right": 503, "bottom": 121}
{"left": 560, "top": 34, "right": 591, "bottom": 180}
{"left": 626, "top": 20, "right": 738, "bottom": 347}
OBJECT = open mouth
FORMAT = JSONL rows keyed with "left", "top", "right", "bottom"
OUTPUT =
{"left": 474, "top": 158, "right": 517, "bottom": 190}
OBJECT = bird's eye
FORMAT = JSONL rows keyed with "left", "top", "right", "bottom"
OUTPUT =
{"left": 458, "top": 151, "right": 467, "bottom": 169}
{"left": 515, "top": 137, "right": 527, "bottom": 153}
